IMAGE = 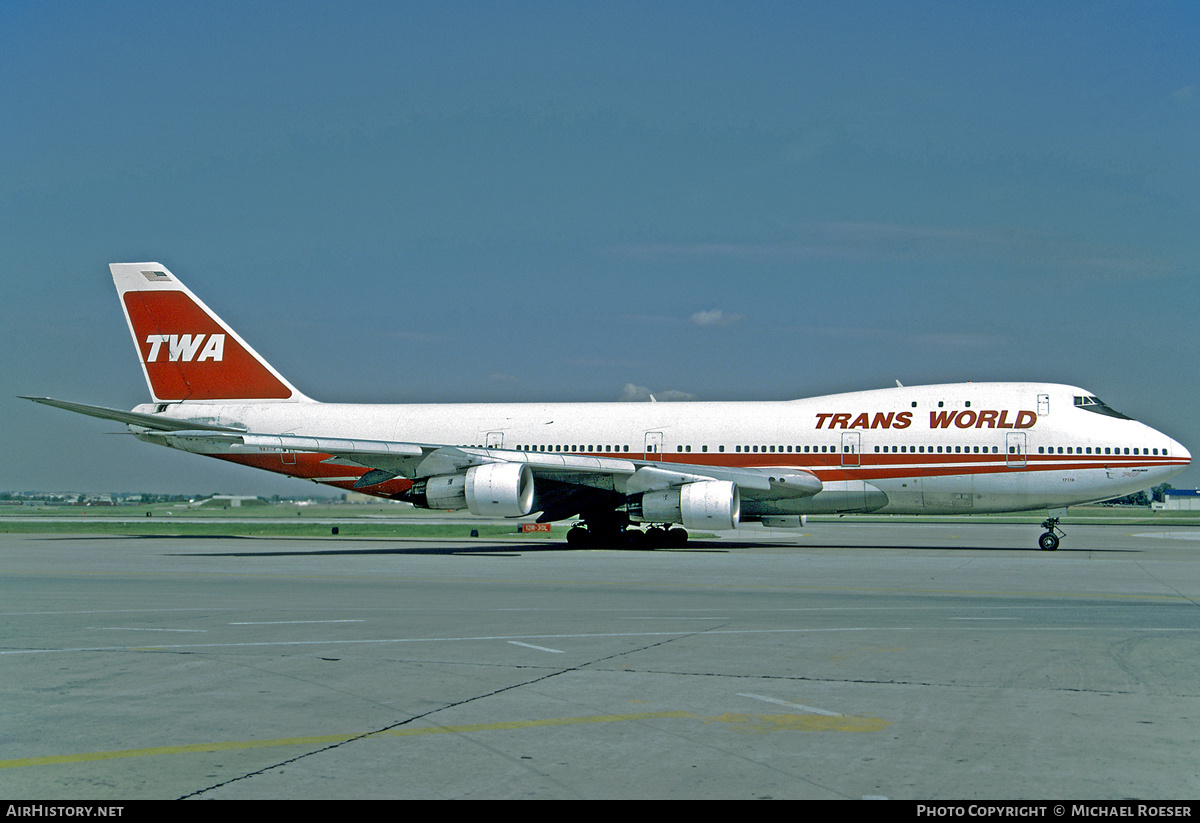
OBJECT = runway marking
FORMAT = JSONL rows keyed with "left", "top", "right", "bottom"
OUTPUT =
{"left": 0, "top": 707, "right": 892, "bottom": 770}
{"left": 1134, "top": 532, "right": 1200, "bottom": 541}
{"left": 737, "top": 692, "right": 843, "bottom": 717}
{"left": 0, "top": 627, "right": 911, "bottom": 655}
{"left": 87, "top": 627, "right": 207, "bottom": 633}
{"left": 620, "top": 616, "right": 731, "bottom": 620}
{"left": 949, "top": 617, "right": 1020, "bottom": 621}
{"left": 708, "top": 713, "right": 888, "bottom": 733}
{"left": 4, "top": 609, "right": 216, "bottom": 617}
{"left": 5, "top": 625, "right": 1199, "bottom": 655}
{"left": 507, "top": 641, "right": 565, "bottom": 653}
{"left": 229, "top": 620, "right": 366, "bottom": 625}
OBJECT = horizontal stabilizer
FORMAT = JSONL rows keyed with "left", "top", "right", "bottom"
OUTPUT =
{"left": 20, "top": 397, "right": 244, "bottom": 433}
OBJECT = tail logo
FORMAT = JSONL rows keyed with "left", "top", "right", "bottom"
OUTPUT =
{"left": 114, "top": 263, "right": 300, "bottom": 401}
{"left": 144, "top": 334, "right": 226, "bottom": 363}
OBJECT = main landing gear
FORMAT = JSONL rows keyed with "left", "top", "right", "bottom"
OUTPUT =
{"left": 1038, "top": 516, "right": 1064, "bottom": 551}
{"left": 566, "top": 523, "right": 689, "bottom": 549}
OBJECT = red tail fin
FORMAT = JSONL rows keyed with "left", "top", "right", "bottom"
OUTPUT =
{"left": 111, "top": 263, "right": 309, "bottom": 403}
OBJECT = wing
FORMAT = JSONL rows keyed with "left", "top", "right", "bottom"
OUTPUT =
{"left": 23, "top": 397, "right": 823, "bottom": 526}
{"left": 146, "top": 429, "right": 824, "bottom": 521}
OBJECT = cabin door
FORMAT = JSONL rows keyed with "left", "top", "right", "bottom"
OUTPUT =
{"left": 644, "top": 431, "right": 664, "bottom": 462}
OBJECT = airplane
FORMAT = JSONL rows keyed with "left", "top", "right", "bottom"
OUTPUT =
{"left": 24, "top": 262, "right": 1191, "bottom": 551}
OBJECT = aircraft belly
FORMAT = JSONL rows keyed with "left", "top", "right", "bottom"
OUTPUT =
{"left": 743, "top": 480, "right": 887, "bottom": 515}
{"left": 921, "top": 474, "right": 975, "bottom": 510}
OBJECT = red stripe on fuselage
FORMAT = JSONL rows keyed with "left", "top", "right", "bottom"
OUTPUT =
{"left": 212, "top": 447, "right": 1183, "bottom": 499}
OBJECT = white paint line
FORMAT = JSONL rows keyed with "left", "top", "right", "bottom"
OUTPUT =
{"left": 5, "top": 625, "right": 1196, "bottom": 656}
{"left": 508, "top": 641, "right": 565, "bottom": 654}
{"left": 5, "top": 609, "right": 215, "bottom": 617}
{"left": 737, "top": 692, "right": 844, "bottom": 717}
{"left": 949, "top": 617, "right": 1020, "bottom": 621}
{"left": 1134, "top": 532, "right": 1200, "bottom": 541}
{"left": 229, "top": 620, "right": 366, "bottom": 625}
{"left": 87, "top": 633, "right": 206, "bottom": 638}
{"left": 619, "top": 616, "right": 731, "bottom": 620}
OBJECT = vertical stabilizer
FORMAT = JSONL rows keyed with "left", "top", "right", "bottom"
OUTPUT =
{"left": 111, "top": 263, "right": 310, "bottom": 403}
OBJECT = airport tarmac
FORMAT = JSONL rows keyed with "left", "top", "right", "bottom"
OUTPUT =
{"left": 2, "top": 521, "right": 1199, "bottom": 800}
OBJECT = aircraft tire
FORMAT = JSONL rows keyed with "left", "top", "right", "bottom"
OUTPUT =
{"left": 1039, "top": 532, "right": 1059, "bottom": 551}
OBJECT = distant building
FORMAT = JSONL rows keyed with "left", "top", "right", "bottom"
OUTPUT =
{"left": 341, "top": 491, "right": 411, "bottom": 504}
{"left": 190, "top": 494, "right": 265, "bottom": 508}
{"left": 1155, "top": 489, "right": 1200, "bottom": 511}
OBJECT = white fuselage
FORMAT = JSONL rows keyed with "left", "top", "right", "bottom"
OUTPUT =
{"left": 138, "top": 381, "right": 1190, "bottom": 519}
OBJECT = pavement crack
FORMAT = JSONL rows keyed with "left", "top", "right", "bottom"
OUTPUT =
{"left": 179, "top": 627, "right": 717, "bottom": 799}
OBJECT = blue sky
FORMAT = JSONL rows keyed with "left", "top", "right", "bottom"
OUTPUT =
{"left": 3, "top": 1, "right": 1197, "bottom": 495}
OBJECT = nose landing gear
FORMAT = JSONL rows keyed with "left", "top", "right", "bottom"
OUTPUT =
{"left": 1038, "top": 516, "right": 1063, "bottom": 551}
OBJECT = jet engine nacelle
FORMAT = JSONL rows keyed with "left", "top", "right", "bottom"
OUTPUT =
{"left": 465, "top": 462, "right": 535, "bottom": 517}
{"left": 410, "top": 462, "right": 535, "bottom": 517}
{"left": 639, "top": 480, "right": 741, "bottom": 530}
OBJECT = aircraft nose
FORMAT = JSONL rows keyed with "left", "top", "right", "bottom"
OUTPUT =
{"left": 1175, "top": 438, "right": 1192, "bottom": 465}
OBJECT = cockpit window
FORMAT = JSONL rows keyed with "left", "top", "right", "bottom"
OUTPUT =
{"left": 1073, "top": 395, "right": 1131, "bottom": 420}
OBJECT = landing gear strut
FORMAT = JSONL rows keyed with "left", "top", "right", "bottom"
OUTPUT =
{"left": 1038, "top": 516, "right": 1063, "bottom": 551}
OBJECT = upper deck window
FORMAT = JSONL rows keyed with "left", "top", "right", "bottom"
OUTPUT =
{"left": 1073, "top": 395, "right": 1131, "bottom": 420}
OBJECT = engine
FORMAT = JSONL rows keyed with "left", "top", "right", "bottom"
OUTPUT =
{"left": 404, "top": 463, "right": 535, "bottom": 517}
{"left": 636, "top": 480, "right": 740, "bottom": 530}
